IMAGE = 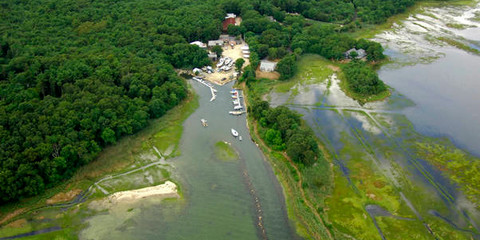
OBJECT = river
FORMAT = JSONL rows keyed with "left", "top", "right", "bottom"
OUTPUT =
{"left": 78, "top": 81, "right": 300, "bottom": 240}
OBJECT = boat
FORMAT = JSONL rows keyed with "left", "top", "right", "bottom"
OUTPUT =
{"left": 230, "top": 90, "right": 237, "bottom": 94}
{"left": 232, "top": 95, "right": 238, "bottom": 99}
{"left": 201, "top": 119, "right": 208, "bottom": 127}
{"left": 234, "top": 105, "right": 243, "bottom": 110}
{"left": 233, "top": 100, "right": 240, "bottom": 105}
{"left": 229, "top": 111, "right": 244, "bottom": 115}
{"left": 239, "top": 136, "right": 242, "bottom": 141}
{"left": 231, "top": 128, "right": 239, "bottom": 137}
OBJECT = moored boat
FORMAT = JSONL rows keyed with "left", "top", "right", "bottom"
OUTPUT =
{"left": 231, "top": 128, "right": 239, "bottom": 137}
{"left": 201, "top": 119, "right": 208, "bottom": 127}
{"left": 229, "top": 111, "right": 244, "bottom": 115}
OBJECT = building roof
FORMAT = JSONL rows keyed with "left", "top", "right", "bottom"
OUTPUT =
{"left": 260, "top": 60, "right": 277, "bottom": 71}
{"left": 225, "top": 13, "right": 236, "bottom": 19}
{"left": 208, "top": 40, "right": 224, "bottom": 47}
{"left": 222, "top": 18, "right": 236, "bottom": 31}
{"left": 190, "top": 41, "right": 207, "bottom": 48}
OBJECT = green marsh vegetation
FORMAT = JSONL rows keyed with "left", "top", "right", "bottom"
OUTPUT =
{"left": 416, "top": 142, "right": 480, "bottom": 210}
{"left": 214, "top": 142, "right": 239, "bottom": 161}
{"left": 0, "top": 92, "right": 198, "bottom": 231}
{"left": 245, "top": 79, "right": 334, "bottom": 239}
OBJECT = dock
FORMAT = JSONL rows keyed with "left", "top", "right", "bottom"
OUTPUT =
{"left": 192, "top": 77, "right": 217, "bottom": 102}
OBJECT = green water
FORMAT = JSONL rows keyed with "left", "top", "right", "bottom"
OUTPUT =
{"left": 79, "top": 81, "right": 299, "bottom": 240}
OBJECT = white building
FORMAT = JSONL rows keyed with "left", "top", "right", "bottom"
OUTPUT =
{"left": 208, "top": 40, "right": 224, "bottom": 47}
{"left": 260, "top": 60, "right": 277, "bottom": 72}
{"left": 190, "top": 41, "right": 207, "bottom": 49}
{"left": 225, "top": 13, "right": 236, "bottom": 19}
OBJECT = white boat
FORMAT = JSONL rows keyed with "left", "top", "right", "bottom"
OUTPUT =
{"left": 231, "top": 128, "right": 239, "bottom": 137}
{"left": 230, "top": 90, "right": 237, "bottom": 94}
{"left": 201, "top": 119, "right": 208, "bottom": 127}
{"left": 239, "top": 136, "right": 242, "bottom": 141}
{"left": 232, "top": 95, "right": 238, "bottom": 99}
{"left": 229, "top": 111, "right": 244, "bottom": 115}
{"left": 233, "top": 100, "right": 240, "bottom": 105}
{"left": 234, "top": 105, "right": 243, "bottom": 110}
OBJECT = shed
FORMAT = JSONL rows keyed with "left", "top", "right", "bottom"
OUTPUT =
{"left": 208, "top": 53, "right": 218, "bottom": 61}
{"left": 208, "top": 40, "right": 224, "bottom": 47}
{"left": 260, "top": 60, "right": 277, "bottom": 72}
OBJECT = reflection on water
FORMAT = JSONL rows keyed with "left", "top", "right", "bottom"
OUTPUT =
{"left": 266, "top": 2, "right": 480, "bottom": 238}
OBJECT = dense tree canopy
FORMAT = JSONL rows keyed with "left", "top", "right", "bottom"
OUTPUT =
{"left": 250, "top": 100, "right": 319, "bottom": 166}
{"left": 0, "top": 0, "right": 422, "bottom": 203}
{"left": 342, "top": 60, "right": 387, "bottom": 95}
{"left": 0, "top": 0, "right": 224, "bottom": 203}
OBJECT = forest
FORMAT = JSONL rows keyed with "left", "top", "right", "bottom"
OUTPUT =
{"left": 249, "top": 100, "right": 320, "bottom": 166}
{"left": 342, "top": 60, "right": 387, "bottom": 95}
{"left": 1, "top": 0, "right": 422, "bottom": 204}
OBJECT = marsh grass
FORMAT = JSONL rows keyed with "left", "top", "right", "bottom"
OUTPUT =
{"left": 0, "top": 90, "right": 199, "bottom": 234}
{"left": 214, "top": 141, "right": 238, "bottom": 161}
{"left": 275, "top": 55, "right": 335, "bottom": 95}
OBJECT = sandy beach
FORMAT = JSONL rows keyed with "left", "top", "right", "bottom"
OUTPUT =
{"left": 107, "top": 181, "right": 178, "bottom": 204}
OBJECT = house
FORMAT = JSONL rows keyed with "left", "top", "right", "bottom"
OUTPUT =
{"left": 260, "top": 60, "right": 277, "bottom": 72}
{"left": 223, "top": 17, "right": 236, "bottom": 31}
{"left": 208, "top": 53, "right": 218, "bottom": 61}
{"left": 190, "top": 41, "right": 207, "bottom": 49}
{"left": 225, "top": 13, "right": 236, "bottom": 19}
{"left": 345, "top": 48, "right": 367, "bottom": 59}
{"left": 208, "top": 40, "right": 224, "bottom": 47}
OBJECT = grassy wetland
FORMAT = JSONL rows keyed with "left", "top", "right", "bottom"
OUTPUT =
{"left": 245, "top": 1, "right": 480, "bottom": 236}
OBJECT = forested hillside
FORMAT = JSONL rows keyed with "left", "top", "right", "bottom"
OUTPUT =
{"left": 1, "top": 0, "right": 421, "bottom": 204}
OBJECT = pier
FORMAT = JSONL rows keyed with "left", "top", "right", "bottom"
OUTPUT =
{"left": 192, "top": 77, "right": 217, "bottom": 101}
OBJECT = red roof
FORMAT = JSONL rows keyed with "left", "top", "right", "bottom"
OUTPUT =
{"left": 222, "top": 18, "right": 236, "bottom": 31}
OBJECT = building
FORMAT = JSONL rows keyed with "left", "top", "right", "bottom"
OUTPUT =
{"left": 225, "top": 13, "right": 236, "bottom": 19}
{"left": 208, "top": 40, "right": 224, "bottom": 47}
{"left": 223, "top": 18, "right": 236, "bottom": 31}
{"left": 223, "top": 13, "right": 237, "bottom": 31}
{"left": 208, "top": 53, "right": 218, "bottom": 61}
{"left": 190, "top": 41, "right": 207, "bottom": 49}
{"left": 345, "top": 48, "right": 367, "bottom": 59}
{"left": 260, "top": 60, "right": 277, "bottom": 72}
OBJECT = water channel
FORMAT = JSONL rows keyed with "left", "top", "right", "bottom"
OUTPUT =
{"left": 78, "top": 81, "right": 300, "bottom": 240}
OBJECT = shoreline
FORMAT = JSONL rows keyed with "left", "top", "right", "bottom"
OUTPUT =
{"left": 107, "top": 181, "right": 178, "bottom": 204}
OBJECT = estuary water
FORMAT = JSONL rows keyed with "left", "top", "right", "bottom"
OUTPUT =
{"left": 375, "top": 2, "right": 480, "bottom": 156}
{"left": 79, "top": 81, "right": 299, "bottom": 240}
{"left": 266, "top": 2, "right": 480, "bottom": 239}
